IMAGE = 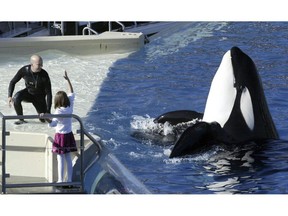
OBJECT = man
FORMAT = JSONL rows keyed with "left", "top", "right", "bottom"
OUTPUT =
{"left": 8, "top": 54, "right": 52, "bottom": 125}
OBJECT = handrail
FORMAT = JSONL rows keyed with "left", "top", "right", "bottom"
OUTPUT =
{"left": 82, "top": 22, "right": 98, "bottom": 35}
{"left": 82, "top": 26, "right": 98, "bottom": 35}
{"left": 0, "top": 112, "right": 88, "bottom": 194}
{"left": 81, "top": 21, "right": 138, "bottom": 35}
{"left": 108, "top": 21, "right": 125, "bottom": 32}
{"left": 1, "top": 112, "right": 7, "bottom": 194}
{"left": 1, "top": 112, "right": 150, "bottom": 194}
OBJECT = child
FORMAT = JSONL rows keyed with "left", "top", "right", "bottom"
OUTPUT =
{"left": 41, "top": 70, "right": 77, "bottom": 184}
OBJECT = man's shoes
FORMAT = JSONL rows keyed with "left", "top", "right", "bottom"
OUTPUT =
{"left": 55, "top": 184, "right": 74, "bottom": 189}
{"left": 39, "top": 118, "right": 46, "bottom": 123}
{"left": 14, "top": 120, "right": 28, "bottom": 125}
{"left": 61, "top": 185, "right": 74, "bottom": 189}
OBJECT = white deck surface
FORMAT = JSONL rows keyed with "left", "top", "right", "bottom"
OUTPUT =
{"left": 0, "top": 50, "right": 132, "bottom": 136}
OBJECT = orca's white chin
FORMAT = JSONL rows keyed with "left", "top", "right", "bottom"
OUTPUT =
{"left": 202, "top": 50, "right": 237, "bottom": 127}
{"left": 202, "top": 49, "right": 255, "bottom": 131}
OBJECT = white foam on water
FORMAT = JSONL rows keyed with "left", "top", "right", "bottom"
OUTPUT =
{"left": 130, "top": 114, "right": 175, "bottom": 136}
{"left": 146, "top": 22, "right": 227, "bottom": 61}
{"left": 0, "top": 50, "right": 130, "bottom": 134}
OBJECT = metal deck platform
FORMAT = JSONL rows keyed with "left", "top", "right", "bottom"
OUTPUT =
{"left": 1, "top": 112, "right": 151, "bottom": 194}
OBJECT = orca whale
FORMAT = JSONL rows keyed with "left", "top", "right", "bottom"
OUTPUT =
{"left": 154, "top": 46, "right": 279, "bottom": 158}
{"left": 154, "top": 110, "right": 203, "bottom": 125}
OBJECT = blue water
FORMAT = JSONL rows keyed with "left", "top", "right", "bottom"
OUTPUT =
{"left": 85, "top": 22, "right": 288, "bottom": 194}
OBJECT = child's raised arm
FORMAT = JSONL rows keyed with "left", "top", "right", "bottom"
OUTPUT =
{"left": 64, "top": 70, "right": 74, "bottom": 93}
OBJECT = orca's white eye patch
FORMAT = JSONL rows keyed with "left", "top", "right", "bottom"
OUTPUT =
{"left": 240, "top": 87, "right": 254, "bottom": 130}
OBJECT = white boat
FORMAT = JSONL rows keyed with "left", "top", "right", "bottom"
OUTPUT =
{"left": 0, "top": 112, "right": 151, "bottom": 194}
{"left": 0, "top": 31, "right": 145, "bottom": 56}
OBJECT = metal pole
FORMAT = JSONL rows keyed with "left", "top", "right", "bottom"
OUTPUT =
{"left": 108, "top": 22, "right": 112, "bottom": 31}
{"left": 72, "top": 114, "right": 85, "bottom": 191}
{"left": 60, "top": 21, "right": 64, "bottom": 35}
{"left": 1, "top": 116, "right": 6, "bottom": 194}
{"left": 87, "top": 22, "right": 91, "bottom": 35}
{"left": 80, "top": 119, "right": 84, "bottom": 190}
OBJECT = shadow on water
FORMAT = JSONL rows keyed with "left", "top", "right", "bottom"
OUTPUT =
{"left": 85, "top": 22, "right": 288, "bottom": 194}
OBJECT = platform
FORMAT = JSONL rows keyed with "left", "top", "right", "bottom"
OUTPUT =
{"left": 0, "top": 31, "right": 145, "bottom": 55}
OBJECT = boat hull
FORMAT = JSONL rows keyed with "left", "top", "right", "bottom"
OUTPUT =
{"left": 0, "top": 31, "right": 145, "bottom": 55}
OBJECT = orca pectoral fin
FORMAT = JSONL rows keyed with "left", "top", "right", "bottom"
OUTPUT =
{"left": 154, "top": 110, "right": 203, "bottom": 125}
{"left": 169, "top": 122, "right": 222, "bottom": 158}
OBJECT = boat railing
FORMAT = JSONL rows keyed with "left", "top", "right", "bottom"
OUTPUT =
{"left": 1, "top": 21, "right": 142, "bottom": 38}
{"left": 0, "top": 112, "right": 89, "bottom": 194}
{"left": 82, "top": 23, "right": 99, "bottom": 35}
{"left": 82, "top": 21, "right": 137, "bottom": 35}
{"left": 82, "top": 21, "right": 127, "bottom": 35}
{"left": 108, "top": 21, "right": 126, "bottom": 32}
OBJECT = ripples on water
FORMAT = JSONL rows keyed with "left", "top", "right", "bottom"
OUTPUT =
{"left": 1, "top": 22, "right": 288, "bottom": 195}
{"left": 86, "top": 22, "right": 288, "bottom": 194}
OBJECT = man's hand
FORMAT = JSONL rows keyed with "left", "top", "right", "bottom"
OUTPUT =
{"left": 8, "top": 97, "right": 13, "bottom": 108}
{"left": 39, "top": 113, "right": 52, "bottom": 123}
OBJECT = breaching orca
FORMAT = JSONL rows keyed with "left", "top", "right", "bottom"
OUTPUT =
{"left": 154, "top": 47, "right": 279, "bottom": 158}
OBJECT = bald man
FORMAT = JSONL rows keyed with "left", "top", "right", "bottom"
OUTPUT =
{"left": 8, "top": 55, "right": 52, "bottom": 125}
